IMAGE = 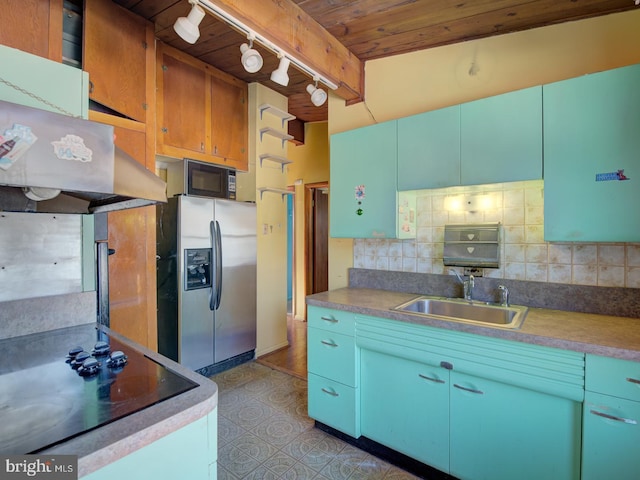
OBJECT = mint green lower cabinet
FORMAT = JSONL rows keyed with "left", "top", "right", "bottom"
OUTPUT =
{"left": 308, "top": 373, "right": 360, "bottom": 437}
{"left": 449, "top": 371, "right": 582, "bottom": 480}
{"left": 543, "top": 63, "right": 640, "bottom": 242}
{"left": 82, "top": 408, "right": 217, "bottom": 479}
{"left": 307, "top": 307, "right": 360, "bottom": 438}
{"left": 329, "top": 121, "right": 398, "bottom": 238}
{"left": 360, "top": 349, "right": 449, "bottom": 472}
{"left": 582, "top": 391, "right": 640, "bottom": 480}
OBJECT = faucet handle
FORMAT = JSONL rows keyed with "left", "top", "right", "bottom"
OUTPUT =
{"left": 498, "top": 285, "right": 509, "bottom": 307}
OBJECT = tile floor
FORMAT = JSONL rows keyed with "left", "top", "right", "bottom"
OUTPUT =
{"left": 211, "top": 361, "right": 421, "bottom": 480}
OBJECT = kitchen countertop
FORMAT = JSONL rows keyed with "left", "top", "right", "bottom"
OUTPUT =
{"left": 37, "top": 323, "right": 218, "bottom": 478}
{"left": 307, "top": 287, "right": 640, "bottom": 361}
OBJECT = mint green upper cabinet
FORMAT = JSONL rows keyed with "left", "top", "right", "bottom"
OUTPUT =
{"left": 543, "top": 63, "right": 640, "bottom": 242}
{"left": 330, "top": 121, "right": 398, "bottom": 238}
{"left": 0, "top": 45, "right": 89, "bottom": 119}
{"left": 397, "top": 106, "right": 461, "bottom": 190}
{"left": 460, "top": 86, "right": 542, "bottom": 185}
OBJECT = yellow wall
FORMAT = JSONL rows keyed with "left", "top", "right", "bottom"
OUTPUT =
{"left": 286, "top": 122, "right": 330, "bottom": 319}
{"left": 327, "top": 9, "right": 640, "bottom": 288}
{"left": 245, "top": 83, "right": 290, "bottom": 356}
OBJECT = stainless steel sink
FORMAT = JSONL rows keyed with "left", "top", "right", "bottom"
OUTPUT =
{"left": 392, "top": 296, "right": 528, "bottom": 329}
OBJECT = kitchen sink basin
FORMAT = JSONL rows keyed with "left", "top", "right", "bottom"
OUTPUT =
{"left": 392, "top": 296, "right": 528, "bottom": 329}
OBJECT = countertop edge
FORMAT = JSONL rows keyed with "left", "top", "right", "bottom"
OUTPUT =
{"left": 42, "top": 324, "right": 218, "bottom": 478}
{"left": 307, "top": 288, "right": 640, "bottom": 361}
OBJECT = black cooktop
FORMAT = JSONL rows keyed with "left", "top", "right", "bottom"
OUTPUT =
{"left": 0, "top": 324, "right": 198, "bottom": 455}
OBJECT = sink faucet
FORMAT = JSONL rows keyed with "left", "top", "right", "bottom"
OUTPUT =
{"left": 498, "top": 285, "right": 510, "bottom": 307}
{"left": 463, "top": 275, "right": 474, "bottom": 301}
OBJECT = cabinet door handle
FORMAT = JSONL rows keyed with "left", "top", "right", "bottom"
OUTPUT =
{"left": 590, "top": 409, "right": 637, "bottom": 425}
{"left": 453, "top": 383, "right": 484, "bottom": 395}
{"left": 321, "top": 388, "right": 339, "bottom": 397}
{"left": 419, "top": 373, "right": 445, "bottom": 384}
{"left": 626, "top": 377, "right": 640, "bottom": 385}
{"left": 320, "top": 316, "right": 338, "bottom": 323}
{"left": 321, "top": 340, "right": 338, "bottom": 347}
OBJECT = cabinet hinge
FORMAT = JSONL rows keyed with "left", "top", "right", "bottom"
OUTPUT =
{"left": 142, "top": 41, "right": 148, "bottom": 50}
{"left": 142, "top": 103, "right": 148, "bottom": 110}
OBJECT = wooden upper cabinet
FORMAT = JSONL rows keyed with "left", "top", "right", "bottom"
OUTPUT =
{"left": 158, "top": 49, "right": 208, "bottom": 155}
{"left": 0, "top": 0, "right": 62, "bottom": 60}
{"left": 157, "top": 42, "right": 249, "bottom": 171}
{"left": 84, "top": 0, "right": 151, "bottom": 122}
{"left": 211, "top": 72, "right": 248, "bottom": 166}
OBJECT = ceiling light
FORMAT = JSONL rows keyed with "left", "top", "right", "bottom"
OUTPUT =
{"left": 173, "top": 0, "right": 205, "bottom": 44}
{"left": 270, "top": 56, "right": 290, "bottom": 86}
{"left": 240, "top": 34, "right": 263, "bottom": 73}
{"left": 306, "top": 77, "right": 327, "bottom": 107}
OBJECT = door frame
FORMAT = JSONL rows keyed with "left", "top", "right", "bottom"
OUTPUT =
{"left": 305, "top": 181, "right": 329, "bottom": 299}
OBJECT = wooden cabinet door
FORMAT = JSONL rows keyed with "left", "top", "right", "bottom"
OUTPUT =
{"left": 460, "top": 86, "right": 542, "bottom": 186}
{"left": 330, "top": 121, "right": 398, "bottom": 238}
{"left": 158, "top": 49, "right": 208, "bottom": 156}
{"left": 398, "top": 105, "right": 461, "bottom": 190}
{"left": 211, "top": 73, "right": 248, "bottom": 169}
{"left": 360, "top": 348, "right": 449, "bottom": 472}
{"left": 543, "top": 63, "right": 640, "bottom": 242}
{"left": 0, "top": 0, "right": 62, "bottom": 60}
{"left": 449, "top": 370, "right": 582, "bottom": 480}
{"left": 84, "top": 0, "right": 150, "bottom": 122}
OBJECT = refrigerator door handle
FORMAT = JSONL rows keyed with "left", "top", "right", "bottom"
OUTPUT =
{"left": 209, "top": 220, "right": 217, "bottom": 311}
{"left": 214, "top": 220, "right": 223, "bottom": 310}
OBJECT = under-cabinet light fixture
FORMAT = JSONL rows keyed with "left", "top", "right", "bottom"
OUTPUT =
{"left": 173, "top": 0, "right": 205, "bottom": 45}
{"left": 306, "top": 76, "right": 328, "bottom": 107}
{"left": 240, "top": 33, "right": 263, "bottom": 73}
{"left": 270, "top": 55, "right": 290, "bottom": 87}
{"left": 175, "top": 0, "right": 338, "bottom": 99}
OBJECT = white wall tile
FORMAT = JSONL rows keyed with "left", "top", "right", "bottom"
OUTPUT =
{"left": 598, "top": 266, "right": 625, "bottom": 287}
{"left": 351, "top": 180, "right": 639, "bottom": 288}
{"left": 549, "top": 244, "right": 572, "bottom": 264}
{"left": 598, "top": 245, "right": 625, "bottom": 266}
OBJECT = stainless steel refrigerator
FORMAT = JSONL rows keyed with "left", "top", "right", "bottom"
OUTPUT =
{"left": 156, "top": 195, "right": 256, "bottom": 372}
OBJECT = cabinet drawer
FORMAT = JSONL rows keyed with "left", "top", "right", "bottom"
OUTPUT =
{"left": 586, "top": 354, "right": 640, "bottom": 400}
{"left": 308, "top": 373, "right": 360, "bottom": 438}
{"left": 308, "top": 328, "right": 357, "bottom": 387}
{"left": 307, "top": 306, "right": 355, "bottom": 336}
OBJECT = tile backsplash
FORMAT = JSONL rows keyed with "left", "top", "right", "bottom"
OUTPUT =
{"left": 353, "top": 180, "right": 640, "bottom": 288}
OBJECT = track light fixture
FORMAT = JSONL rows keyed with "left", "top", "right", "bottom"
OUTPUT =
{"left": 173, "top": 0, "right": 205, "bottom": 45}
{"left": 306, "top": 77, "right": 328, "bottom": 107}
{"left": 270, "top": 55, "right": 290, "bottom": 87}
{"left": 175, "top": 0, "right": 338, "bottom": 107}
{"left": 240, "top": 34, "right": 263, "bottom": 73}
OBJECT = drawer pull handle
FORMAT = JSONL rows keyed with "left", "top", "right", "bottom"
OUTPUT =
{"left": 453, "top": 383, "right": 484, "bottom": 395}
{"left": 590, "top": 409, "right": 637, "bottom": 425}
{"left": 321, "top": 388, "right": 339, "bottom": 397}
{"left": 321, "top": 316, "right": 338, "bottom": 323}
{"left": 419, "top": 373, "right": 445, "bottom": 384}
{"left": 626, "top": 377, "right": 640, "bottom": 385}
{"left": 321, "top": 340, "right": 338, "bottom": 347}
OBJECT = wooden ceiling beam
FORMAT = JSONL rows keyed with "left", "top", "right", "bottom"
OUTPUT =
{"left": 200, "top": 0, "right": 364, "bottom": 104}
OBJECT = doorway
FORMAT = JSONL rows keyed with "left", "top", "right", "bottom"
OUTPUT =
{"left": 306, "top": 182, "right": 329, "bottom": 295}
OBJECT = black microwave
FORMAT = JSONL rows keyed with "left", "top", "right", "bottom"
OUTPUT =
{"left": 166, "top": 159, "right": 236, "bottom": 200}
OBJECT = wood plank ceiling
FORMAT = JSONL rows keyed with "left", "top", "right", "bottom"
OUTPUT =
{"left": 115, "top": 0, "right": 639, "bottom": 124}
